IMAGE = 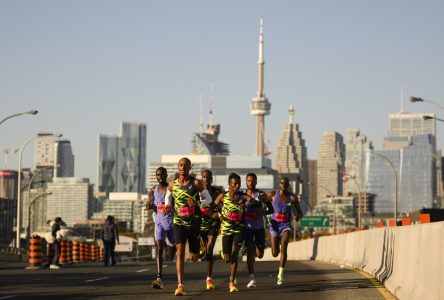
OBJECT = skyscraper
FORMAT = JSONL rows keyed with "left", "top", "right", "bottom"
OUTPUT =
{"left": 54, "top": 140, "right": 74, "bottom": 177}
{"left": 344, "top": 128, "right": 373, "bottom": 195}
{"left": 98, "top": 122, "right": 147, "bottom": 194}
{"left": 250, "top": 17, "right": 271, "bottom": 157}
{"left": 275, "top": 105, "right": 308, "bottom": 210}
{"left": 317, "top": 132, "right": 345, "bottom": 199}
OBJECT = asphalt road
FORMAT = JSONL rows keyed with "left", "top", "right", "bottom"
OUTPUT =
{"left": 0, "top": 259, "right": 395, "bottom": 299}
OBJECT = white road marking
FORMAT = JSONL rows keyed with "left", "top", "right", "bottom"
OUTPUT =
{"left": 85, "top": 277, "right": 110, "bottom": 282}
{"left": 0, "top": 296, "right": 16, "bottom": 300}
{"left": 136, "top": 268, "right": 150, "bottom": 273}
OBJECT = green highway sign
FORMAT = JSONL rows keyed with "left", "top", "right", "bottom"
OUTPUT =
{"left": 300, "top": 216, "right": 330, "bottom": 227}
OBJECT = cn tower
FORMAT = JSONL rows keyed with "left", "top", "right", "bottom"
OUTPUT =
{"left": 250, "top": 17, "right": 271, "bottom": 157}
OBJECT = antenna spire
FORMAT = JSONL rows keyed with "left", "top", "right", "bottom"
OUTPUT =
{"left": 199, "top": 94, "right": 204, "bottom": 135}
{"left": 209, "top": 81, "right": 214, "bottom": 127}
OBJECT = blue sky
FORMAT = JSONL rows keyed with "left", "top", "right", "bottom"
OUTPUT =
{"left": 1, "top": 0, "right": 443, "bottom": 185}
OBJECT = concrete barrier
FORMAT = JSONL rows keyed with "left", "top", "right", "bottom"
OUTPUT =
{"left": 261, "top": 221, "right": 444, "bottom": 300}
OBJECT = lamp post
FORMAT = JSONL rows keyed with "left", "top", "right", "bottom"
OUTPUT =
{"left": 337, "top": 170, "right": 362, "bottom": 228}
{"left": 423, "top": 115, "right": 444, "bottom": 123}
{"left": 26, "top": 167, "right": 50, "bottom": 240}
{"left": 16, "top": 133, "right": 62, "bottom": 249}
{"left": 0, "top": 110, "right": 38, "bottom": 126}
{"left": 27, "top": 191, "right": 52, "bottom": 239}
{"left": 410, "top": 96, "right": 444, "bottom": 112}
{"left": 308, "top": 182, "right": 336, "bottom": 233}
{"left": 368, "top": 151, "right": 398, "bottom": 221}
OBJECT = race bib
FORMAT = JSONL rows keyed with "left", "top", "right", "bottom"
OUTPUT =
{"left": 200, "top": 207, "right": 211, "bottom": 217}
{"left": 274, "top": 213, "right": 289, "bottom": 223}
{"left": 178, "top": 206, "right": 195, "bottom": 217}
{"left": 245, "top": 211, "right": 258, "bottom": 220}
{"left": 226, "top": 212, "right": 242, "bottom": 222}
{"left": 157, "top": 203, "right": 165, "bottom": 213}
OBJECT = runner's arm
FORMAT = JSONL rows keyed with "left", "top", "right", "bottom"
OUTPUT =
{"left": 164, "top": 182, "right": 174, "bottom": 213}
{"left": 196, "top": 179, "right": 212, "bottom": 205}
{"left": 261, "top": 192, "right": 274, "bottom": 215}
{"left": 292, "top": 195, "right": 303, "bottom": 221}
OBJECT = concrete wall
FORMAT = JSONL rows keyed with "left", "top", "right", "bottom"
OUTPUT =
{"left": 262, "top": 221, "right": 444, "bottom": 300}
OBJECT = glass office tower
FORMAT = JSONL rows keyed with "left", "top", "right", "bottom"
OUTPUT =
{"left": 98, "top": 122, "right": 146, "bottom": 194}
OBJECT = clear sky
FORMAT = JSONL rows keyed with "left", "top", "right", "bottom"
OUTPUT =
{"left": 1, "top": 0, "right": 443, "bottom": 186}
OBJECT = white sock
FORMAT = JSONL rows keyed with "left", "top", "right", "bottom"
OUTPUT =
{"left": 207, "top": 276, "right": 212, "bottom": 281}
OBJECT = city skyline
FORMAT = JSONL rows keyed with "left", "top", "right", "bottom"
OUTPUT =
{"left": 1, "top": 1, "right": 443, "bottom": 185}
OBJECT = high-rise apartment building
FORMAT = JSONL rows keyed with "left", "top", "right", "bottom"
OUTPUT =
{"left": 317, "top": 132, "right": 345, "bottom": 199}
{"left": 98, "top": 122, "right": 147, "bottom": 194}
{"left": 344, "top": 128, "right": 373, "bottom": 195}
{"left": 0, "top": 170, "right": 18, "bottom": 245}
{"left": 275, "top": 105, "right": 309, "bottom": 211}
{"left": 46, "top": 177, "right": 94, "bottom": 228}
{"left": 307, "top": 160, "right": 317, "bottom": 210}
{"left": 54, "top": 140, "right": 74, "bottom": 177}
{"left": 35, "top": 133, "right": 58, "bottom": 168}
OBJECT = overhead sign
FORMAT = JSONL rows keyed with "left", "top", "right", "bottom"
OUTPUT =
{"left": 300, "top": 216, "right": 330, "bottom": 228}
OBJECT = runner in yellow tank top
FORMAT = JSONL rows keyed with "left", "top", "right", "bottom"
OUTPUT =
{"left": 164, "top": 157, "right": 212, "bottom": 296}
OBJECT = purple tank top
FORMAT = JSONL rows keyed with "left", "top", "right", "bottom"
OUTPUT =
{"left": 243, "top": 189, "right": 264, "bottom": 230}
{"left": 154, "top": 185, "right": 173, "bottom": 221}
{"left": 271, "top": 190, "right": 292, "bottom": 223}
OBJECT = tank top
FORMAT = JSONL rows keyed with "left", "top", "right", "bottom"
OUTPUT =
{"left": 172, "top": 177, "right": 201, "bottom": 227}
{"left": 221, "top": 191, "right": 246, "bottom": 235}
{"left": 271, "top": 190, "right": 292, "bottom": 223}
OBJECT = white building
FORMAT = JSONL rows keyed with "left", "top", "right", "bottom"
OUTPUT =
{"left": 46, "top": 177, "right": 94, "bottom": 227}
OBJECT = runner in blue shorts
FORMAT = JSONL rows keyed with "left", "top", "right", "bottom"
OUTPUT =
{"left": 268, "top": 176, "right": 303, "bottom": 286}
{"left": 242, "top": 173, "right": 273, "bottom": 288}
{"left": 147, "top": 167, "right": 175, "bottom": 289}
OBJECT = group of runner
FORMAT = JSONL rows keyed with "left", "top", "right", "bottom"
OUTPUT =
{"left": 146, "top": 157, "right": 304, "bottom": 296}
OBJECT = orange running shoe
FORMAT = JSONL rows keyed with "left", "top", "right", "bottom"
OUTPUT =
{"left": 175, "top": 284, "right": 185, "bottom": 296}
{"left": 206, "top": 279, "right": 215, "bottom": 290}
{"left": 229, "top": 282, "right": 238, "bottom": 293}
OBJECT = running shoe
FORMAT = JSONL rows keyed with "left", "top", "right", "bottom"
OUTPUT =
{"left": 151, "top": 278, "right": 164, "bottom": 289}
{"left": 206, "top": 279, "right": 215, "bottom": 290}
{"left": 247, "top": 279, "right": 256, "bottom": 288}
{"left": 229, "top": 282, "right": 238, "bottom": 293}
{"left": 49, "top": 264, "right": 61, "bottom": 270}
{"left": 175, "top": 284, "right": 186, "bottom": 296}
{"left": 277, "top": 277, "right": 284, "bottom": 286}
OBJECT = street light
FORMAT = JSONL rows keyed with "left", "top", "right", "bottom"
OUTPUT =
{"left": 410, "top": 96, "right": 444, "bottom": 112}
{"left": 0, "top": 110, "right": 38, "bottom": 126}
{"left": 16, "top": 133, "right": 62, "bottom": 249}
{"left": 26, "top": 168, "right": 51, "bottom": 240}
{"left": 27, "top": 191, "right": 52, "bottom": 239}
{"left": 423, "top": 115, "right": 444, "bottom": 123}
{"left": 368, "top": 151, "right": 398, "bottom": 221}
{"left": 308, "top": 182, "right": 336, "bottom": 234}
{"left": 335, "top": 170, "right": 362, "bottom": 228}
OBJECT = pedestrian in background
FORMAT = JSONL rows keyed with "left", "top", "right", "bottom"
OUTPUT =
{"left": 48, "top": 217, "right": 63, "bottom": 270}
{"left": 102, "top": 215, "right": 120, "bottom": 266}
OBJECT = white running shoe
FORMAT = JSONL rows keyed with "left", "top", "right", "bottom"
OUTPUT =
{"left": 277, "top": 277, "right": 284, "bottom": 285}
{"left": 49, "top": 264, "right": 61, "bottom": 270}
{"left": 247, "top": 279, "right": 257, "bottom": 288}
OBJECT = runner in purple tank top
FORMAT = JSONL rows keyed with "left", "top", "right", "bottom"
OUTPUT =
{"left": 147, "top": 167, "right": 174, "bottom": 289}
{"left": 268, "top": 176, "right": 303, "bottom": 286}
{"left": 242, "top": 173, "right": 273, "bottom": 288}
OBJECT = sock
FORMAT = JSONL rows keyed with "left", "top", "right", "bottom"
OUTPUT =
{"left": 250, "top": 274, "right": 255, "bottom": 280}
{"left": 278, "top": 267, "right": 284, "bottom": 278}
{"left": 207, "top": 276, "right": 212, "bottom": 281}
{"left": 178, "top": 283, "right": 184, "bottom": 288}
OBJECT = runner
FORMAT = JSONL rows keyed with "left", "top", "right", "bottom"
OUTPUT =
{"left": 199, "top": 170, "right": 224, "bottom": 290}
{"left": 242, "top": 173, "right": 274, "bottom": 288}
{"left": 268, "top": 176, "right": 303, "bottom": 285}
{"left": 164, "top": 157, "right": 212, "bottom": 296}
{"left": 214, "top": 173, "right": 260, "bottom": 293}
{"left": 147, "top": 167, "right": 174, "bottom": 289}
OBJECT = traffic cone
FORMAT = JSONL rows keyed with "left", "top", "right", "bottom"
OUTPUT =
{"left": 59, "top": 240, "right": 69, "bottom": 265}
{"left": 72, "top": 241, "right": 81, "bottom": 263}
{"left": 26, "top": 235, "right": 43, "bottom": 270}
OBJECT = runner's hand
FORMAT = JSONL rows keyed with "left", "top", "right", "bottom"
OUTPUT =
{"left": 165, "top": 205, "right": 172, "bottom": 213}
